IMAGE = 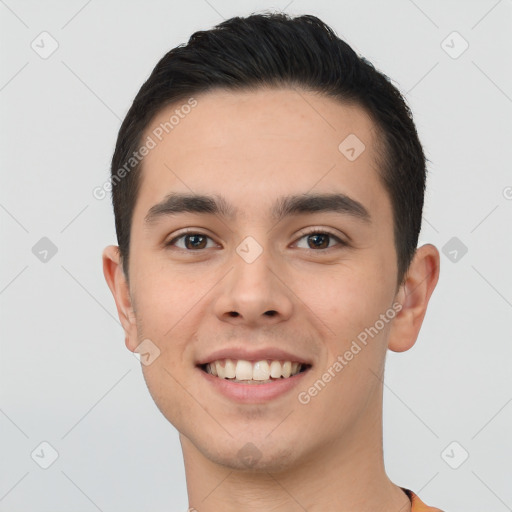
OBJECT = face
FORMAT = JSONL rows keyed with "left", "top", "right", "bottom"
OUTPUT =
{"left": 108, "top": 87, "right": 415, "bottom": 472}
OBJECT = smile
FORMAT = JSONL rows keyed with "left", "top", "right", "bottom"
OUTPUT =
{"left": 201, "top": 359, "right": 310, "bottom": 384}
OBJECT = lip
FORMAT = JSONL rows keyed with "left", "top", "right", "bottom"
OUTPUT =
{"left": 198, "top": 365, "right": 311, "bottom": 403}
{"left": 196, "top": 347, "right": 312, "bottom": 366}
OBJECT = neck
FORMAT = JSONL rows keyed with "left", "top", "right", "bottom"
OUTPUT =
{"left": 181, "top": 383, "right": 411, "bottom": 512}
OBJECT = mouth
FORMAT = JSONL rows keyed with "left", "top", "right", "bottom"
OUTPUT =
{"left": 198, "top": 359, "right": 312, "bottom": 384}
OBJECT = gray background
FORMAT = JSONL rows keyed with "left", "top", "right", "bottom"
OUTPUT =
{"left": 1, "top": 0, "right": 511, "bottom": 510}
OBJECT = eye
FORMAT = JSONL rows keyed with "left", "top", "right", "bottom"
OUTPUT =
{"left": 165, "top": 231, "right": 217, "bottom": 251}
{"left": 164, "top": 228, "right": 347, "bottom": 252}
{"left": 294, "top": 229, "right": 347, "bottom": 250}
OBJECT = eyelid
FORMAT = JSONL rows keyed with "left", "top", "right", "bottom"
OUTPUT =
{"left": 165, "top": 227, "right": 348, "bottom": 250}
{"left": 293, "top": 226, "right": 348, "bottom": 247}
{"left": 165, "top": 228, "right": 219, "bottom": 248}
{"left": 296, "top": 226, "right": 348, "bottom": 243}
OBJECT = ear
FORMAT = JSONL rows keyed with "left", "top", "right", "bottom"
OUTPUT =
{"left": 388, "top": 243, "right": 440, "bottom": 353}
{"left": 102, "top": 245, "right": 138, "bottom": 352}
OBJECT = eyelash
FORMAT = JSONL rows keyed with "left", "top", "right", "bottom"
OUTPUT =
{"left": 165, "top": 228, "right": 347, "bottom": 251}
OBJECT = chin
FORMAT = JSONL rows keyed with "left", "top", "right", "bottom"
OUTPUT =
{"left": 203, "top": 441, "right": 298, "bottom": 474}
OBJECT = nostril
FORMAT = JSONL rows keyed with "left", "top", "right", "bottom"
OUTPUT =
{"left": 228, "top": 311, "right": 239, "bottom": 317}
{"left": 264, "top": 310, "right": 277, "bottom": 317}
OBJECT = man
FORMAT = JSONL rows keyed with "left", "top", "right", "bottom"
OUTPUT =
{"left": 102, "top": 12, "right": 443, "bottom": 511}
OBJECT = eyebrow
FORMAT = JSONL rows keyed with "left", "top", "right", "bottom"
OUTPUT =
{"left": 144, "top": 192, "right": 371, "bottom": 226}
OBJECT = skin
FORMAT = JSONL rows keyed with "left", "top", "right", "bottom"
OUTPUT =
{"left": 103, "top": 87, "right": 440, "bottom": 511}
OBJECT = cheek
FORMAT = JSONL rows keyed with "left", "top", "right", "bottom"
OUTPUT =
{"left": 130, "top": 261, "right": 211, "bottom": 371}
{"left": 294, "top": 260, "right": 387, "bottom": 323}
{"left": 291, "top": 261, "right": 393, "bottom": 363}
{"left": 131, "top": 256, "right": 203, "bottom": 333}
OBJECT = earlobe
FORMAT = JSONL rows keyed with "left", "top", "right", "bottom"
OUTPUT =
{"left": 388, "top": 244, "right": 440, "bottom": 353}
{"left": 102, "top": 245, "right": 137, "bottom": 347}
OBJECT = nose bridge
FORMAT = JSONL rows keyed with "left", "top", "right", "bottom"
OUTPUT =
{"left": 214, "top": 234, "right": 293, "bottom": 324}
{"left": 233, "top": 237, "right": 274, "bottom": 292}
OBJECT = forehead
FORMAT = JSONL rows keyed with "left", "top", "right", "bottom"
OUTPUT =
{"left": 134, "top": 87, "right": 389, "bottom": 225}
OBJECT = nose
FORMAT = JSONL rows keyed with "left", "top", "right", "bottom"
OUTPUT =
{"left": 213, "top": 243, "right": 293, "bottom": 327}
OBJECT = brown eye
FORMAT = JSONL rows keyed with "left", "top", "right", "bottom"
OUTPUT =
{"left": 295, "top": 230, "right": 346, "bottom": 250}
{"left": 166, "top": 233, "right": 216, "bottom": 250}
{"left": 306, "top": 233, "right": 330, "bottom": 249}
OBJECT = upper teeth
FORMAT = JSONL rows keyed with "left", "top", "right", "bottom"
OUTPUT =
{"left": 206, "top": 359, "right": 303, "bottom": 380}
